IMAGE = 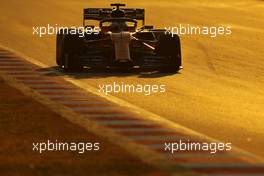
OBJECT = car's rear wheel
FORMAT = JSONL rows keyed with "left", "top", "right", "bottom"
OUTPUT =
{"left": 155, "top": 34, "right": 182, "bottom": 73}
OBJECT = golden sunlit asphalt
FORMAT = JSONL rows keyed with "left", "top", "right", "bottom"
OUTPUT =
{"left": 0, "top": 0, "right": 264, "bottom": 158}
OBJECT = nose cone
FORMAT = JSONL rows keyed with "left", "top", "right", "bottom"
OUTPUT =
{"left": 110, "top": 32, "right": 132, "bottom": 62}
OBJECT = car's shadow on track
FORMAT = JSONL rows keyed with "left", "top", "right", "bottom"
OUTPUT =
{"left": 37, "top": 66, "right": 181, "bottom": 79}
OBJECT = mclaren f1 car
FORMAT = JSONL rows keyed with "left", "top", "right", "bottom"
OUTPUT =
{"left": 56, "top": 3, "right": 182, "bottom": 72}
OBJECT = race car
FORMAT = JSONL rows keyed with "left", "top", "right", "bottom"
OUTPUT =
{"left": 56, "top": 3, "right": 182, "bottom": 72}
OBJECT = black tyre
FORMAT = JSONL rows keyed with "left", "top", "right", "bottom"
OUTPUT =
{"left": 56, "top": 31, "right": 64, "bottom": 66}
{"left": 155, "top": 34, "right": 182, "bottom": 73}
{"left": 62, "top": 34, "right": 83, "bottom": 72}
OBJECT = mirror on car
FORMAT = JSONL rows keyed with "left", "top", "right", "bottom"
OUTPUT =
{"left": 143, "top": 25, "right": 154, "bottom": 30}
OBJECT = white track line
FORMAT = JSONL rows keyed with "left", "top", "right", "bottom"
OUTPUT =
{"left": 84, "top": 114, "right": 131, "bottom": 118}
{"left": 58, "top": 100, "right": 109, "bottom": 105}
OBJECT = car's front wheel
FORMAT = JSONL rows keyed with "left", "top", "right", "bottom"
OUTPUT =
{"left": 64, "top": 53, "right": 82, "bottom": 72}
{"left": 61, "top": 33, "right": 83, "bottom": 72}
{"left": 155, "top": 34, "right": 182, "bottom": 73}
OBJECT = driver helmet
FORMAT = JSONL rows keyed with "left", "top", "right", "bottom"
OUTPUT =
{"left": 111, "top": 8, "right": 125, "bottom": 18}
{"left": 109, "top": 8, "right": 127, "bottom": 32}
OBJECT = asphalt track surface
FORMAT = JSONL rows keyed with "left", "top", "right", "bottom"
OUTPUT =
{"left": 0, "top": 0, "right": 264, "bottom": 162}
{"left": 1, "top": 48, "right": 264, "bottom": 175}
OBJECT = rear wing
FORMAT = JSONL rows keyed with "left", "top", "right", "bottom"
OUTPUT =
{"left": 83, "top": 8, "right": 145, "bottom": 26}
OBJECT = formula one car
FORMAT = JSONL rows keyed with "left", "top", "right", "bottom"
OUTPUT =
{"left": 56, "top": 3, "right": 182, "bottom": 72}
